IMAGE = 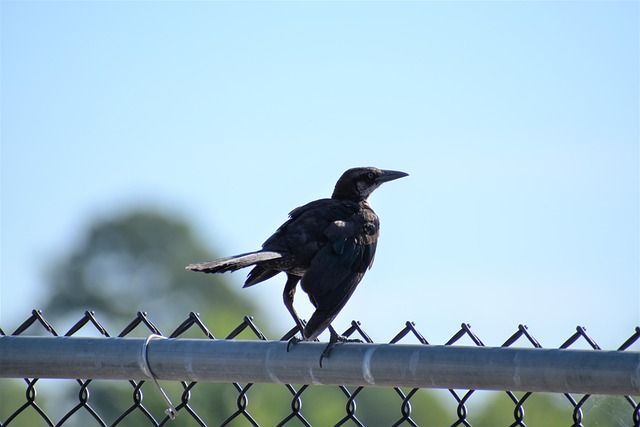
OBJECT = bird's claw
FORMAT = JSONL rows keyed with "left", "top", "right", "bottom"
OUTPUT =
{"left": 319, "top": 335, "right": 362, "bottom": 368}
{"left": 287, "top": 333, "right": 322, "bottom": 352}
{"left": 287, "top": 336, "right": 303, "bottom": 352}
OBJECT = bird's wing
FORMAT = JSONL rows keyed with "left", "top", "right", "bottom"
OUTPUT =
{"left": 301, "top": 224, "right": 378, "bottom": 340}
{"left": 261, "top": 198, "right": 361, "bottom": 255}
{"left": 300, "top": 210, "right": 379, "bottom": 300}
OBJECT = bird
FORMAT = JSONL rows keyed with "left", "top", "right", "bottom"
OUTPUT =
{"left": 186, "top": 167, "right": 408, "bottom": 355}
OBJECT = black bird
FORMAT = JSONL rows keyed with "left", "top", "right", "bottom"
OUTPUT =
{"left": 187, "top": 167, "right": 408, "bottom": 347}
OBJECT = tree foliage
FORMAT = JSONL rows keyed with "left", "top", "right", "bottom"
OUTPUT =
{"left": 44, "top": 209, "right": 259, "bottom": 334}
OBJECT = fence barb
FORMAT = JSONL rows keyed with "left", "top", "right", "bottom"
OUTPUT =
{"left": 1, "top": 335, "right": 638, "bottom": 396}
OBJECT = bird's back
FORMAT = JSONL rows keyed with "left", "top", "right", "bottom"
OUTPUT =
{"left": 247, "top": 198, "right": 379, "bottom": 282}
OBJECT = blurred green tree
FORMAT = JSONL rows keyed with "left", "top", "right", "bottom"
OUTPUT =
{"left": 472, "top": 392, "right": 570, "bottom": 426}
{"left": 43, "top": 209, "right": 259, "bottom": 335}
{"left": 0, "top": 379, "right": 54, "bottom": 427}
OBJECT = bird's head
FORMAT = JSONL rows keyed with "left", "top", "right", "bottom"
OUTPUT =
{"left": 332, "top": 167, "right": 409, "bottom": 201}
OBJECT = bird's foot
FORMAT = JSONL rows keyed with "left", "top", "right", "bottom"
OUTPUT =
{"left": 286, "top": 334, "right": 321, "bottom": 352}
{"left": 287, "top": 336, "right": 304, "bottom": 352}
{"left": 319, "top": 334, "right": 362, "bottom": 368}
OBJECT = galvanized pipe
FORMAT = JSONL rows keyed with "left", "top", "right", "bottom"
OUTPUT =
{"left": 1, "top": 336, "right": 638, "bottom": 395}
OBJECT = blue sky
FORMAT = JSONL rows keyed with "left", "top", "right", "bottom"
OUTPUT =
{"left": 2, "top": 1, "right": 638, "bottom": 350}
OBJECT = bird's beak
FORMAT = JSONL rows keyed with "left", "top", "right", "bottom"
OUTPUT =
{"left": 377, "top": 169, "right": 409, "bottom": 183}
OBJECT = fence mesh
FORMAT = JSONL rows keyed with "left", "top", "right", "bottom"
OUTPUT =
{"left": 1, "top": 309, "right": 639, "bottom": 427}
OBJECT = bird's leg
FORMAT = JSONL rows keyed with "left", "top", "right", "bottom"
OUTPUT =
{"left": 283, "top": 274, "right": 304, "bottom": 335}
{"left": 319, "top": 326, "right": 363, "bottom": 368}
{"left": 282, "top": 274, "right": 307, "bottom": 351}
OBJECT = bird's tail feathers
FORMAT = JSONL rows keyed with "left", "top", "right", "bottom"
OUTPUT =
{"left": 186, "top": 251, "right": 282, "bottom": 274}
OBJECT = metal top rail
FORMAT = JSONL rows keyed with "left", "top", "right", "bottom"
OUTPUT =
{"left": 2, "top": 336, "right": 638, "bottom": 396}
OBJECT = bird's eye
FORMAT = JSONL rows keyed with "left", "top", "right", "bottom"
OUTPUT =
{"left": 367, "top": 172, "right": 375, "bottom": 180}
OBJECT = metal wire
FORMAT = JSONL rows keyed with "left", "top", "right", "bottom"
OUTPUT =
{"left": 1, "top": 309, "right": 639, "bottom": 427}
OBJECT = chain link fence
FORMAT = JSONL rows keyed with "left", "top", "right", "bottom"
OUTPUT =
{"left": 1, "top": 309, "right": 639, "bottom": 427}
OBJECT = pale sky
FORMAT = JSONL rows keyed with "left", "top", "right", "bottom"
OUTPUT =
{"left": 2, "top": 1, "right": 638, "bottom": 350}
